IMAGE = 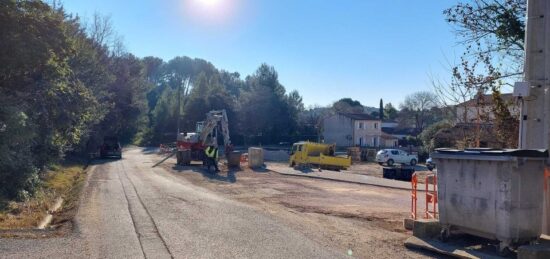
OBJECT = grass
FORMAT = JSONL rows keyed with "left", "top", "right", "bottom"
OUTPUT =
{"left": 0, "top": 162, "right": 87, "bottom": 230}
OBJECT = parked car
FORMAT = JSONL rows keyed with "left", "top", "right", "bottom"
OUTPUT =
{"left": 100, "top": 136, "right": 122, "bottom": 159}
{"left": 426, "top": 157, "right": 436, "bottom": 171}
{"left": 375, "top": 149, "right": 418, "bottom": 166}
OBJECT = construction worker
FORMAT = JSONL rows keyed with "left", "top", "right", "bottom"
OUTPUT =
{"left": 204, "top": 145, "right": 219, "bottom": 172}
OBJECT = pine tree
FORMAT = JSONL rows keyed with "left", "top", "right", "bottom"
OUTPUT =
{"left": 379, "top": 99, "right": 384, "bottom": 120}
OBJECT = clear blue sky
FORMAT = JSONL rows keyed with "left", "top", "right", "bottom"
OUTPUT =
{"left": 62, "top": 0, "right": 459, "bottom": 107}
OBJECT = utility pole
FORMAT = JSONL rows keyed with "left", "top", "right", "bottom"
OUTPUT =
{"left": 520, "top": 0, "right": 550, "bottom": 150}
{"left": 520, "top": 0, "right": 550, "bottom": 234}
{"left": 176, "top": 77, "right": 181, "bottom": 136}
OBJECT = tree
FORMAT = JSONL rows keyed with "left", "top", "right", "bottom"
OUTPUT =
{"left": 399, "top": 91, "right": 438, "bottom": 131}
{"left": 440, "top": 0, "right": 525, "bottom": 147}
{"left": 332, "top": 98, "right": 364, "bottom": 113}
{"left": 419, "top": 121, "right": 454, "bottom": 152}
{"left": 379, "top": 99, "right": 384, "bottom": 120}
{"left": 0, "top": 1, "right": 311, "bottom": 198}
{"left": 0, "top": 1, "right": 102, "bottom": 198}
{"left": 384, "top": 103, "right": 398, "bottom": 120}
{"left": 238, "top": 64, "right": 302, "bottom": 144}
{"left": 99, "top": 54, "right": 150, "bottom": 143}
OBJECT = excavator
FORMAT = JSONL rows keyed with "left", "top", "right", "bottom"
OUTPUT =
{"left": 175, "top": 110, "right": 232, "bottom": 166}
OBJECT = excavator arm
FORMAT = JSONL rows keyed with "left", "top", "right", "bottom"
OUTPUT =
{"left": 199, "top": 110, "right": 231, "bottom": 148}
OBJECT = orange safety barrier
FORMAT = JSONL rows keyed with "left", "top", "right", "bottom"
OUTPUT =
{"left": 425, "top": 173, "right": 438, "bottom": 219}
{"left": 411, "top": 172, "right": 418, "bottom": 219}
{"left": 544, "top": 167, "right": 550, "bottom": 192}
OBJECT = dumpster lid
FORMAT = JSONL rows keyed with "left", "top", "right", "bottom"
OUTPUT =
{"left": 434, "top": 148, "right": 548, "bottom": 158}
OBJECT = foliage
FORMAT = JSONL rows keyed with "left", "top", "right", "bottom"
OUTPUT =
{"left": 383, "top": 103, "right": 398, "bottom": 121}
{"left": 398, "top": 91, "right": 439, "bottom": 131}
{"left": 440, "top": 0, "right": 525, "bottom": 147}
{"left": 332, "top": 98, "right": 364, "bottom": 113}
{"left": 238, "top": 64, "right": 303, "bottom": 144}
{"left": 419, "top": 121, "right": 454, "bottom": 152}
{"left": 491, "top": 88, "right": 518, "bottom": 148}
{"left": 378, "top": 99, "right": 384, "bottom": 120}
{"left": 0, "top": 1, "right": 150, "bottom": 198}
{"left": 0, "top": 1, "right": 307, "bottom": 199}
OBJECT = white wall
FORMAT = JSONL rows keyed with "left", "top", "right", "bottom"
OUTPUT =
{"left": 354, "top": 120, "right": 382, "bottom": 147}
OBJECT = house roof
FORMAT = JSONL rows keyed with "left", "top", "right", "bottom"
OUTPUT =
{"left": 380, "top": 132, "right": 398, "bottom": 140}
{"left": 458, "top": 93, "right": 514, "bottom": 107}
{"left": 382, "top": 127, "right": 421, "bottom": 136}
{"left": 338, "top": 113, "right": 379, "bottom": 121}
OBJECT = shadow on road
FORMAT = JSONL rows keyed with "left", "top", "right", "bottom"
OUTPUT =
{"left": 249, "top": 167, "right": 270, "bottom": 173}
{"left": 140, "top": 147, "right": 159, "bottom": 154}
{"left": 89, "top": 157, "right": 122, "bottom": 166}
{"left": 171, "top": 164, "right": 241, "bottom": 183}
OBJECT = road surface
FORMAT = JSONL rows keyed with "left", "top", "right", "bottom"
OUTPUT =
{"left": 0, "top": 148, "right": 344, "bottom": 258}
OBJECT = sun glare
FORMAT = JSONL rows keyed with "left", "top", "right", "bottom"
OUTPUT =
{"left": 182, "top": 0, "right": 239, "bottom": 26}
{"left": 197, "top": 0, "right": 222, "bottom": 7}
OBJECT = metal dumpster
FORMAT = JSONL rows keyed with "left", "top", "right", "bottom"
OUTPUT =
{"left": 432, "top": 148, "right": 548, "bottom": 251}
{"left": 382, "top": 166, "right": 415, "bottom": 181}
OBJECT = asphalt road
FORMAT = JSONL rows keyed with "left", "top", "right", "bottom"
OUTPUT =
{"left": 0, "top": 148, "right": 343, "bottom": 258}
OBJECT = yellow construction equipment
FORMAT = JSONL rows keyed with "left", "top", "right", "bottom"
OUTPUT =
{"left": 289, "top": 141, "right": 351, "bottom": 171}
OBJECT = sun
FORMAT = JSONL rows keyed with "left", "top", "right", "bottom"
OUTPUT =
{"left": 180, "top": 0, "right": 242, "bottom": 27}
{"left": 196, "top": 0, "right": 222, "bottom": 7}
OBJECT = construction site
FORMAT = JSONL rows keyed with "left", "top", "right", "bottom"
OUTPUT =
{"left": 149, "top": 1, "right": 550, "bottom": 257}
{"left": 4, "top": 0, "right": 550, "bottom": 258}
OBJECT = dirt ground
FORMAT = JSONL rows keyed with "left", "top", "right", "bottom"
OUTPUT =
{"left": 160, "top": 158, "right": 437, "bottom": 258}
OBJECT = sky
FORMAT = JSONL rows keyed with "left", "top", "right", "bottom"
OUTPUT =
{"left": 62, "top": 0, "right": 460, "bottom": 108}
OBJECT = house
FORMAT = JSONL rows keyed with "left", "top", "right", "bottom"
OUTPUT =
{"left": 455, "top": 93, "right": 518, "bottom": 124}
{"left": 430, "top": 93, "right": 520, "bottom": 149}
{"left": 381, "top": 120, "right": 398, "bottom": 128}
{"left": 381, "top": 127, "right": 421, "bottom": 140}
{"left": 322, "top": 113, "right": 382, "bottom": 147}
{"left": 381, "top": 132, "right": 399, "bottom": 147}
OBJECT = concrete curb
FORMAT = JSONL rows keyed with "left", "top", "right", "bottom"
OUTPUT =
{"left": 267, "top": 167, "right": 417, "bottom": 191}
{"left": 37, "top": 197, "right": 63, "bottom": 230}
{"left": 37, "top": 164, "right": 96, "bottom": 230}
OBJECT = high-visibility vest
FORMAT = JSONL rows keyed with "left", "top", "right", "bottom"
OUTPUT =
{"left": 205, "top": 147, "right": 218, "bottom": 159}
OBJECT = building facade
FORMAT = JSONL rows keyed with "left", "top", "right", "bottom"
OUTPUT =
{"left": 455, "top": 93, "right": 518, "bottom": 124}
{"left": 322, "top": 113, "right": 382, "bottom": 147}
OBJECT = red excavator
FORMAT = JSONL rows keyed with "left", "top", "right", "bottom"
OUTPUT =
{"left": 175, "top": 110, "right": 232, "bottom": 165}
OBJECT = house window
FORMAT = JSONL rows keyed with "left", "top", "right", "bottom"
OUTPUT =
{"left": 359, "top": 137, "right": 363, "bottom": 146}
{"left": 359, "top": 122, "right": 364, "bottom": 129}
{"left": 374, "top": 122, "right": 378, "bottom": 129}
{"left": 373, "top": 137, "right": 378, "bottom": 147}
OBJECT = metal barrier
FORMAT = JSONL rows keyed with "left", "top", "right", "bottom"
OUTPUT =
{"left": 425, "top": 173, "right": 438, "bottom": 219}
{"left": 411, "top": 172, "right": 418, "bottom": 219}
{"left": 410, "top": 172, "right": 438, "bottom": 220}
